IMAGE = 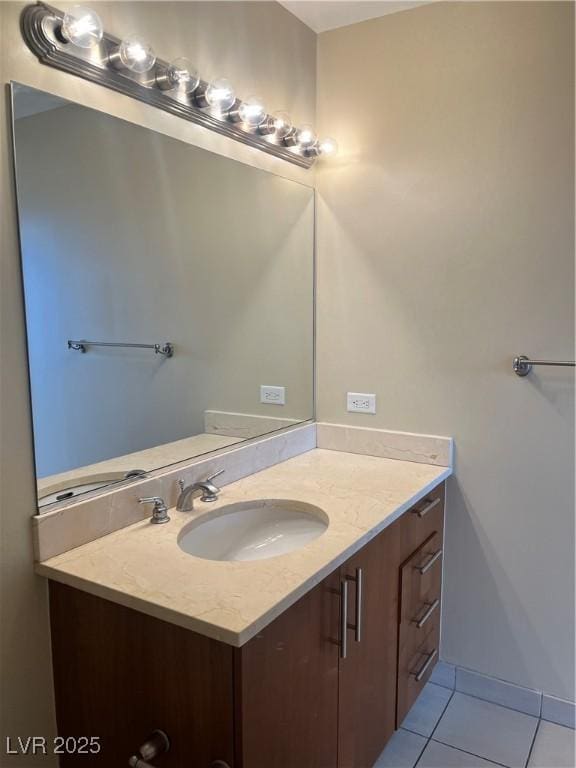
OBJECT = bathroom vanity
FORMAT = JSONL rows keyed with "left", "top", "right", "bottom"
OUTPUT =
{"left": 39, "top": 450, "right": 447, "bottom": 768}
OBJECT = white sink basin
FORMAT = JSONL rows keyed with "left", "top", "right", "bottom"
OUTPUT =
{"left": 177, "top": 499, "right": 328, "bottom": 562}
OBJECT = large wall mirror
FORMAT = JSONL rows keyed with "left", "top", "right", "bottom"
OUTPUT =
{"left": 11, "top": 84, "right": 315, "bottom": 512}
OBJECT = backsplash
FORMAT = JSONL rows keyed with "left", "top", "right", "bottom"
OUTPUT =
{"left": 33, "top": 423, "right": 316, "bottom": 561}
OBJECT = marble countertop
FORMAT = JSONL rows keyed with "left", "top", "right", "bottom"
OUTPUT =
{"left": 37, "top": 432, "right": 244, "bottom": 504}
{"left": 36, "top": 448, "right": 451, "bottom": 647}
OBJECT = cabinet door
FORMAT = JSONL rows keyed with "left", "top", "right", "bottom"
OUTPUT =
{"left": 49, "top": 582, "right": 235, "bottom": 768}
{"left": 236, "top": 570, "right": 341, "bottom": 768}
{"left": 338, "top": 522, "right": 401, "bottom": 768}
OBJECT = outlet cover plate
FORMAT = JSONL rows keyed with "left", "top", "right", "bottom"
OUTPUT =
{"left": 260, "top": 385, "right": 286, "bottom": 405}
{"left": 347, "top": 392, "right": 376, "bottom": 414}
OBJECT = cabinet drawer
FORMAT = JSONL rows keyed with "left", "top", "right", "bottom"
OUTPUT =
{"left": 400, "top": 532, "right": 442, "bottom": 626}
{"left": 397, "top": 616, "right": 440, "bottom": 725}
{"left": 399, "top": 483, "right": 445, "bottom": 564}
{"left": 396, "top": 533, "right": 443, "bottom": 726}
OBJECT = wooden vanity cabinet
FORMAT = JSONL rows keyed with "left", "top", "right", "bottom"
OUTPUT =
{"left": 235, "top": 522, "right": 403, "bottom": 768}
{"left": 48, "top": 482, "right": 445, "bottom": 768}
{"left": 337, "top": 523, "right": 401, "bottom": 768}
{"left": 49, "top": 581, "right": 236, "bottom": 768}
{"left": 234, "top": 571, "right": 341, "bottom": 768}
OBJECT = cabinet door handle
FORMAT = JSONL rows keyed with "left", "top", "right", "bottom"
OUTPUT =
{"left": 413, "top": 598, "right": 440, "bottom": 629}
{"left": 411, "top": 648, "right": 438, "bottom": 682}
{"left": 346, "top": 567, "right": 363, "bottom": 643}
{"left": 412, "top": 496, "right": 441, "bottom": 518}
{"left": 128, "top": 730, "right": 169, "bottom": 768}
{"left": 415, "top": 548, "right": 443, "bottom": 575}
{"left": 340, "top": 579, "right": 348, "bottom": 659}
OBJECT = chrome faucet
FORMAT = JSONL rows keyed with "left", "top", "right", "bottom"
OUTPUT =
{"left": 176, "top": 469, "right": 224, "bottom": 511}
{"left": 139, "top": 496, "right": 170, "bottom": 524}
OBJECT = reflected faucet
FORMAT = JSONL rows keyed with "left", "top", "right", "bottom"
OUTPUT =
{"left": 176, "top": 469, "right": 225, "bottom": 511}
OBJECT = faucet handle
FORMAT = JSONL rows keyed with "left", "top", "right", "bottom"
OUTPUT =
{"left": 139, "top": 496, "right": 166, "bottom": 506}
{"left": 138, "top": 497, "right": 170, "bottom": 524}
{"left": 205, "top": 469, "right": 225, "bottom": 483}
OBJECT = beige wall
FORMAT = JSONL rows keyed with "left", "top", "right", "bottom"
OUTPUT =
{"left": 0, "top": 2, "right": 315, "bottom": 762}
{"left": 317, "top": 1, "right": 575, "bottom": 700}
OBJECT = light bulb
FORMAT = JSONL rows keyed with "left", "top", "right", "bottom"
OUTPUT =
{"left": 296, "top": 124, "right": 317, "bottom": 148}
{"left": 318, "top": 137, "right": 339, "bottom": 157}
{"left": 160, "top": 57, "right": 200, "bottom": 93}
{"left": 118, "top": 35, "right": 156, "bottom": 74}
{"left": 204, "top": 78, "right": 236, "bottom": 112}
{"left": 61, "top": 5, "right": 103, "bottom": 48}
{"left": 238, "top": 96, "right": 267, "bottom": 127}
{"left": 271, "top": 111, "right": 293, "bottom": 139}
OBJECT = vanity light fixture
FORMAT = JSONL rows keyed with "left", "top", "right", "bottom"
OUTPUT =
{"left": 283, "top": 122, "right": 316, "bottom": 149}
{"left": 21, "top": 2, "right": 336, "bottom": 168}
{"left": 260, "top": 111, "right": 293, "bottom": 139}
{"left": 236, "top": 96, "right": 267, "bottom": 127}
{"left": 156, "top": 57, "right": 200, "bottom": 93}
{"left": 295, "top": 125, "right": 317, "bottom": 149}
{"left": 315, "top": 137, "right": 339, "bottom": 158}
{"left": 202, "top": 78, "right": 237, "bottom": 112}
{"left": 60, "top": 4, "right": 103, "bottom": 48}
{"left": 111, "top": 34, "right": 156, "bottom": 74}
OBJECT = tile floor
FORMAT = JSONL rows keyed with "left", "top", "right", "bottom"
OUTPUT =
{"left": 375, "top": 683, "right": 576, "bottom": 768}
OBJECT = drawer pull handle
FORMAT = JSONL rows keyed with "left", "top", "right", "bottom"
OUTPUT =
{"left": 346, "top": 567, "right": 363, "bottom": 643}
{"left": 411, "top": 648, "right": 438, "bottom": 682}
{"left": 415, "top": 548, "right": 443, "bottom": 575}
{"left": 414, "top": 598, "right": 440, "bottom": 629}
{"left": 412, "top": 497, "right": 441, "bottom": 518}
{"left": 340, "top": 579, "right": 348, "bottom": 659}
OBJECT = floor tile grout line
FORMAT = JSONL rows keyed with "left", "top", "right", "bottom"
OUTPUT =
{"left": 429, "top": 736, "right": 513, "bottom": 768}
{"left": 380, "top": 681, "right": 574, "bottom": 768}
{"left": 399, "top": 680, "right": 555, "bottom": 768}
{"left": 412, "top": 688, "right": 456, "bottom": 768}
{"left": 428, "top": 687, "right": 455, "bottom": 741}
{"left": 452, "top": 688, "right": 541, "bottom": 720}
{"left": 538, "top": 690, "right": 543, "bottom": 719}
{"left": 434, "top": 668, "right": 576, "bottom": 726}
{"left": 428, "top": 687, "right": 535, "bottom": 768}
{"left": 540, "top": 716, "right": 576, "bottom": 731}
{"left": 400, "top": 726, "right": 430, "bottom": 739}
{"left": 399, "top": 683, "right": 454, "bottom": 741}
{"left": 429, "top": 683, "right": 455, "bottom": 693}
{"left": 412, "top": 732, "right": 432, "bottom": 768}
{"left": 524, "top": 717, "right": 542, "bottom": 768}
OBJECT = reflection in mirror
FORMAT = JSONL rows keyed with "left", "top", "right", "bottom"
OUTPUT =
{"left": 11, "top": 84, "right": 314, "bottom": 512}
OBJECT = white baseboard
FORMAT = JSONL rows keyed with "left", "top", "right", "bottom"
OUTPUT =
{"left": 431, "top": 661, "right": 575, "bottom": 728}
{"left": 542, "top": 693, "right": 576, "bottom": 729}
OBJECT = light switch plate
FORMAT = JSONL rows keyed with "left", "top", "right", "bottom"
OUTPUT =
{"left": 260, "top": 385, "right": 286, "bottom": 405}
{"left": 347, "top": 392, "right": 376, "bottom": 414}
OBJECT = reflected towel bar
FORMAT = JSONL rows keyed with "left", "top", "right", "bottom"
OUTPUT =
{"left": 513, "top": 356, "right": 575, "bottom": 377}
{"left": 68, "top": 340, "right": 174, "bottom": 357}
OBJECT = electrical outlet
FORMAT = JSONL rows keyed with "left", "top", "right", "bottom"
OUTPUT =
{"left": 347, "top": 392, "right": 376, "bottom": 414}
{"left": 260, "top": 385, "right": 286, "bottom": 405}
